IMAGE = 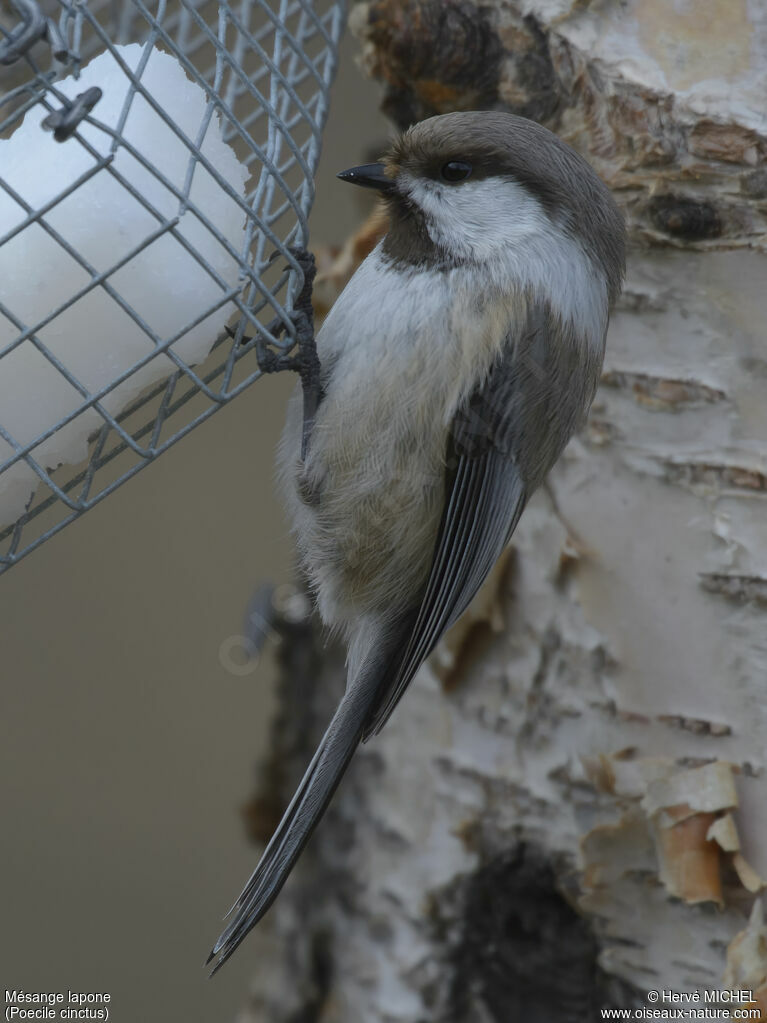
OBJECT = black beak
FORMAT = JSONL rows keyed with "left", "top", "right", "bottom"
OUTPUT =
{"left": 336, "top": 162, "right": 395, "bottom": 193}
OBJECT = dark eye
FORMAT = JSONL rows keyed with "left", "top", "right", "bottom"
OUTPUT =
{"left": 440, "top": 161, "right": 472, "bottom": 183}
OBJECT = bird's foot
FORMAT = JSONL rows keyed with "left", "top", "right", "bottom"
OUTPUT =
{"left": 229, "top": 248, "right": 321, "bottom": 459}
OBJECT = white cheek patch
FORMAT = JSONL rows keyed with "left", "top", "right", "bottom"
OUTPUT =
{"left": 403, "top": 175, "right": 549, "bottom": 259}
{"left": 398, "top": 172, "right": 607, "bottom": 346}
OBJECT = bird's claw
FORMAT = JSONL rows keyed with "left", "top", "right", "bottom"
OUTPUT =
{"left": 229, "top": 248, "right": 321, "bottom": 460}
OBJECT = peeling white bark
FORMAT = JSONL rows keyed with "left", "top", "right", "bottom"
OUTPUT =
{"left": 240, "top": 2, "right": 767, "bottom": 1019}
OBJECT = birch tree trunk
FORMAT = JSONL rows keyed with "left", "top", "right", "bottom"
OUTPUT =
{"left": 240, "top": 2, "right": 767, "bottom": 1019}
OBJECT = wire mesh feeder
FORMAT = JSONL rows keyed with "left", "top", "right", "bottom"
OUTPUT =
{"left": 0, "top": 0, "right": 346, "bottom": 573}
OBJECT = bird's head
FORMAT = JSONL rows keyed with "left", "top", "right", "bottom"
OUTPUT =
{"left": 338, "top": 111, "right": 625, "bottom": 303}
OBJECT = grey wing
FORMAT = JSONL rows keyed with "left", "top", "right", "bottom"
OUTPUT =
{"left": 364, "top": 302, "right": 595, "bottom": 738}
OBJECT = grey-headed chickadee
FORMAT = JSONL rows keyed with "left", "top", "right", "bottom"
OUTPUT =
{"left": 209, "top": 110, "right": 625, "bottom": 971}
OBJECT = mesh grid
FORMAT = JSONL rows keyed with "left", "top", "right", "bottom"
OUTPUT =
{"left": 0, "top": 0, "right": 346, "bottom": 573}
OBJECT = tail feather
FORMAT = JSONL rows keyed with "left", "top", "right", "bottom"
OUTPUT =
{"left": 206, "top": 675, "right": 379, "bottom": 974}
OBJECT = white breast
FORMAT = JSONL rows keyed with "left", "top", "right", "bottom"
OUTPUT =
{"left": 278, "top": 247, "right": 514, "bottom": 629}
{"left": 279, "top": 233, "right": 605, "bottom": 633}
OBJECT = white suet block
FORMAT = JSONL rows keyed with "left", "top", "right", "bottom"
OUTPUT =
{"left": 0, "top": 43, "right": 249, "bottom": 525}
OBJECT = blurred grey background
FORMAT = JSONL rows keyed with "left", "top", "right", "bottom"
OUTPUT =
{"left": 0, "top": 32, "right": 388, "bottom": 1022}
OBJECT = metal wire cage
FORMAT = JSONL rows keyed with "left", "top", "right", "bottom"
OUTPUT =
{"left": 0, "top": 0, "right": 345, "bottom": 573}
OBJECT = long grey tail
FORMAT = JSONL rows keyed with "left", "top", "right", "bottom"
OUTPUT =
{"left": 206, "top": 671, "right": 380, "bottom": 975}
